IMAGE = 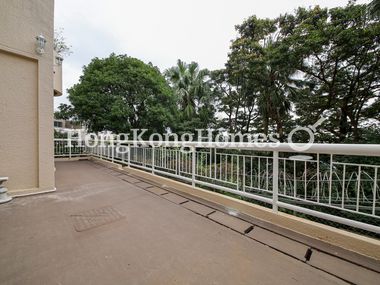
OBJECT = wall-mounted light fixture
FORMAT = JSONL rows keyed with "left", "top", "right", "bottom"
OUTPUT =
{"left": 55, "top": 55, "right": 63, "bottom": 65}
{"left": 35, "top": 34, "right": 46, "bottom": 55}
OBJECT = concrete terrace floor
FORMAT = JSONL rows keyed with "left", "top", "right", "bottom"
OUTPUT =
{"left": 0, "top": 160, "right": 377, "bottom": 285}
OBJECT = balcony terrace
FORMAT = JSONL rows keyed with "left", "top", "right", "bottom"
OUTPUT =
{"left": 1, "top": 140, "right": 379, "bottom": 284}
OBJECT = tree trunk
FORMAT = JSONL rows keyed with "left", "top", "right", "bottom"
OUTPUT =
{"left": 276, "top": 118, "right": 284, "bottom": 142}
{"left": 339, "top": 100, "right": 350, "bottom": 142}
{"left": 263, "top": 117, "right": 269, "bottom": 136}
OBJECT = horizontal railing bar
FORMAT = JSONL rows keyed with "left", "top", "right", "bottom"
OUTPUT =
{"left": 277, "top": 201, "right": 380, "bottom": 234}
{"left": 54, "top": 139, "right": 380, "bottom": 157}
{"left": 278, "top": 194, "right": 380, "bottom": 219}
{"left": 333, "top": 162, "right": 380, "bottom": 168}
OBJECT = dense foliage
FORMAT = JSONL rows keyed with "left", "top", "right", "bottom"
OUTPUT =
{"left": 58, "top": 1, "right": 379, "bottom": 143}
{"left": 216, "top": 1, "right": 380, "bottom": 142}
{"left": 67, "top": 54, "right": 177, "bottom": 134}
{"left": 165, "top": 60, "right": 216, "bottom": 132}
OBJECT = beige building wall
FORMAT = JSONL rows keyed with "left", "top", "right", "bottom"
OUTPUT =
{"left": 0, "top": 0, "right": 55, "bottom": 194}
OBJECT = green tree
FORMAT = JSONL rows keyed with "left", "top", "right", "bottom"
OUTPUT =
{"left": 211, "top": 69, "right": 241, "bottom": 133}
{"left": 278, "top": 3, "right": 380, "bottom": 142}
{"left": 369, "top": 0, "right": 380, "bottom": 17}
{"left": 68, "top": 54, "right": 177, "bottom": 134}
{"left": 165, "top": 60, "right": 216, "bottom": 131}
{"left": 54, "top": 103, "right": 76, "bottom": 121}
{"left": 223, "top": 16, "right": 300, "bottom": 138}
{"left": 223, "top": 2, "right": 379, "bottom": 142}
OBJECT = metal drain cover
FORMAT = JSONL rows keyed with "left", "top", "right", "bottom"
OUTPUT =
{"left": 71, "top": 206, "right": 124, "bottom": 232}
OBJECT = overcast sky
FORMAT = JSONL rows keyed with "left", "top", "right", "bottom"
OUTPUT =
{"left": 54, "top": 0, "right": 369, "bottom": 108}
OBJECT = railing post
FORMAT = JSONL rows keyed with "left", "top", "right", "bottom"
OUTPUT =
{"left": 111, "top": 142, "right": 114, "bottom": 163}
{"left": 209, "top": 148, "right": 212, "bottom": 178}
{"left": 317, "top": 153, "right": 320, "bottom": 203}
{"left": 127, "top": 144, "right": 131, "bottom": 168}
{"left": 272, "top": 151, "right": 279, "bottom": 213}
{"left": 214, "top": 148, "right": 217, "bottom": 179}
{"left": 328, "top": 154, "right": 333, "bottom": 205}
{"left": 68, "top": 138, "right": 72, "bottom": 159}
{"left": 243, "top": 155, "right": 246, "bottom": 192}
{"left": 192, "top": 146, "right": 196, "bottom": 188}
{"left": 236, "top": 155, "right": 239, "bottom": 191}
{"left": 152, "top": 146, "right": 155, "bottom": 174}
{"left": 176, "top": 148, "right": 179, "bottom": 175}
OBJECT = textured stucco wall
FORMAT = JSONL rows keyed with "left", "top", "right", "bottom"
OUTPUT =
{"left": 0, "top": 0, "right": 55, "bottom": 193}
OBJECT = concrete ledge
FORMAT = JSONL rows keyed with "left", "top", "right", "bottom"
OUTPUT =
{"left": 208, "top": 211, "right": 253, "bottom": 234}
{"left": 89, "top": 157, "right": 123, "bottom": 170}
{"left": 54, "top": 156, "right": 91, "bottom": 162}
{"left": 9, "top": 187, "right": 56, "bottom": 198}
{"left": 182, "top": 201, "right": 215, "bottom": 216}
{"left": 307, "top": 249, "right": 380, "bottom": 284}
{"left": 115, "top": 163, "right": 380, "bottom": 262}
{"left": 247, "top": 227, "right": 309, "bottom": 260}
{"left": 162, "top": 193, "right": 189, "bottom": 204}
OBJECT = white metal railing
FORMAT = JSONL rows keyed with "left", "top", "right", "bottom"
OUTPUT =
{"left": 54, "top": 139, "right": 87, "bottom": 158}
{"left": 54, "top": 139, "right": 380, "bottom": 234}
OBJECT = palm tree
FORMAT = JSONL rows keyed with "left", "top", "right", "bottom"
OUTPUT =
{"left": 165, "top": 60, "right": 211, "bottom": 119}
